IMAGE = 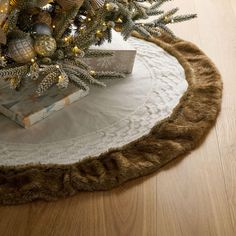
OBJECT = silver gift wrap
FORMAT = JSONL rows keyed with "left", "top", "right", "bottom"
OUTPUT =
{"left": 84, "top": 32, "right": 137, "bottom": 74}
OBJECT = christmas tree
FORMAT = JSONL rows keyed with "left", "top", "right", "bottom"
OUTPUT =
{"left": 0, "top": 0, "right": 196, "bottom": 96}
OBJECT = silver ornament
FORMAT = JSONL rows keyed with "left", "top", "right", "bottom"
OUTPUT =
{"left": 7, "top": 36, "right": 36, "bottom": 63}
{"left": 31, "top": 23, "right": 52, "bottom": 36}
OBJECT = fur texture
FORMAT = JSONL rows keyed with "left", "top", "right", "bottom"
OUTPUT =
{"left": 0, "top": 34, "right": 222, "bottom": 205}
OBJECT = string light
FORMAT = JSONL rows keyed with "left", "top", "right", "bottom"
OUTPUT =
{"left": 58, "top": 75, "right": 65, "bottom": 84}
{"left": 96, "top": 30, "right": 103, "bottom": 37}
{"left": 116, "top": 18, "right": 123, "bottom": 23}
{"left": 72, "top": 46, "right": 81, "bottom": 54}
{"left": 90, "top": 70, "right": 96, "bottom": 76}
{"left": 105, "top": 3, "right": 110, "bottom": 9}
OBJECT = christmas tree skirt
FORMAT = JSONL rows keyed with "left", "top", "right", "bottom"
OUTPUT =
{"left": 0, "top": 35, "right": 222, "bottom": 205}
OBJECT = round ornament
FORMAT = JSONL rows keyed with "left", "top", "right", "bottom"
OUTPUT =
{"left": 0, "top": 0, "right": 9, "bottom": 26}
{"left": 32, "top": 11, "right": 52, "bottom": 26}
{"left": 34, "top": 35, "right": 57, "bottom": 57}
{"left": 90, "top": 0, "right": 105, "bottom": 10}
{"left": 56, "top": 0, "right": 84, "bottom": 10}
{"left": 10, "top": 0, "right": 51, "bottom": 9}
{"left": 31, "top": 23, "right": 53, "bottom": 36}
{"left": 7, "top": 36, "right": 36, "bottom": 63}
{"left": 17, "top": 8, "right": 42, "bottom": 31}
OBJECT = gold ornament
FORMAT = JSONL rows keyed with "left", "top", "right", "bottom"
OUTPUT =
{"left": 0, "top": 0, "right": 9, "bottom": 27}
{"left": 34, "top": 35, "right": 57, "bottom": 57}
{"left": 91, "top": 0, "right": 105, "bottom": 10}
{"left": 56, "top": 0, "right": 84, "bottom": 10}
{"left": 32, "top": 11, "right": 52, "bottom": 26}
{"left": 10, "top": 0, "right": 52, "bottom": 9}
{"left": 7, "top": 36, "right": 36, "bottom": 63}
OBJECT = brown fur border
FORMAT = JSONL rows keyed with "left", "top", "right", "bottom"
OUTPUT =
{"left": 0, "top": 34, "right": 222, "bottom": 205}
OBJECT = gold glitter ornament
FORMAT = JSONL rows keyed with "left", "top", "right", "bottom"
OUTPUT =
{"left": 90, "top": 0, "right": 105, "bottom": 10}
{"left": 7, "top": 36, "right": 36, "bottom": 63}
{"left": 32, "top": 11, "right": 52, "bottom": 26}
{"left": 34, "top": 35, "right": 57, "bottom": 57}
{"left": 56, "top": 0, "right": 84, "bottom": 10}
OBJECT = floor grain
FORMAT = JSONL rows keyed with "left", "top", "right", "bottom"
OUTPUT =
{"left": 0, "top": 0, "right": 236, "bottom": 235}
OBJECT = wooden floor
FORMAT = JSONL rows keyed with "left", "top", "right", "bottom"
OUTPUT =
{"left": 0, "top": 1, "right": 236, "bottom": 235}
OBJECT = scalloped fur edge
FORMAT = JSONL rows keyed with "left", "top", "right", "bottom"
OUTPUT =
{"left": 0, "top": 33, "right": 222, "bottom": 205}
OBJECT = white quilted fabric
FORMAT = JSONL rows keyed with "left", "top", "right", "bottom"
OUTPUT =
{"left": 0, "top": 37, "right": 187, "bottom": 165}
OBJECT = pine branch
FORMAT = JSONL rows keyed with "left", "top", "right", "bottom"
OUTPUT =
{"left": 57, "top": 70, "right": 70, "bottom": 89}
{"left": 36, "top": 71, "right": 60, "bottom": 96}
{"left": 132, "top": 2, "right": 148, "bottom": 20}
{"left": 157, "top": 22, "right": 175, "bottom": 37}
{"left": 94, "top": 71, "right": 125, "bottom": 80}
{"left": 4, "top": 9, "right": 20, "bottom": 33}
{"left": 0, "top": 65, "right": 29, "bottom": 80}
{"left": 146, "top": 9, "right": 164, "bottom": 16}
{"left": 143, "top": 25, "right": 161, "bottom": 37}
{"left": 172, "top": 14, "right": 197, "bottom": 23}
{"left": 134, "top": 25, "right": 151, "bottom": 38}
{"left": 64, "top": 59, "right": 91, "bottom": 70}
{"left": 63, "top": 65, "right": 106, "bottom": 87}
{"left": 154, "top": 7, "right": 179, "bottom": 24}
{"left": 150, "top": 0, "right": 172, "bottom": 10}
{"left": 54, "top": 6, "right": 80, "bottom": 40}
{"left": 121, "top": 20, "right": 136, "bottom": 40}
{"left": 40, "top": 65, "right": 59, "bottom": 75}
{"left": 69, "top": 74, "right": 90, "bottom": 91}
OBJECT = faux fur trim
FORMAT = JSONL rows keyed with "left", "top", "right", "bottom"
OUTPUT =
{"left": 0, "top": 34, "right": 222, "bottom": 205}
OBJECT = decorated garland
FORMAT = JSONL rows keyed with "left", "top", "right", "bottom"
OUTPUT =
{"left": 0, "top": 0, "right": 196, "bottom": 96}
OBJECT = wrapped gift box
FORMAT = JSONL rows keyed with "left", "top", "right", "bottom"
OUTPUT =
{"left": 0, "top": 79, "right": 89, "bottom": 128}
{"left": 0, "top": 33, "right": 137, "bottom": 128}
{"left": 84, "top": 32, "right": 137, "bottom": 74}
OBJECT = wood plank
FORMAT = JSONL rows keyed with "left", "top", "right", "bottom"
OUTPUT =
{"left": 0, "top": 0, "right": 236, "bottom": 235}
